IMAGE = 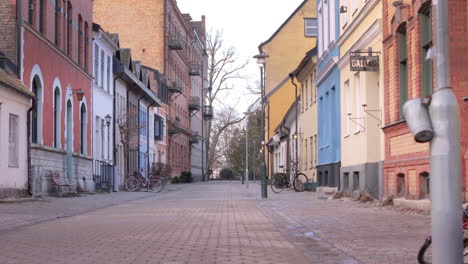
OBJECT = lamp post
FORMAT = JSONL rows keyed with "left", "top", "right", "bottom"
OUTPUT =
{"left": 105, "top": 114, "right": 112, "bottom": 162}
{"left": 253, "top": 52, "right": 269, "bottom": 199}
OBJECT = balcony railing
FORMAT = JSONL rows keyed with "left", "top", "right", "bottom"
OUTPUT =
{"left": 189, "top": 96, "right": 201, "bottom": 111}
{"left": 167, "top": 79, "right": 183, "bottom": 94}
{"left": 204, "top": 105, "right": 214, "bottom": 119}
{"left": 168, "top": 32, "right": 185, "bottom": 50}
{"left": 189, "top": 63, "right": 201, "bottom": 76}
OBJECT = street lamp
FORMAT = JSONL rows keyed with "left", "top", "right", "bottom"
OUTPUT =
{"left": 253, "top": 52, "right": 269, "bottom": 199}
{"left": 105, "top": 114, "right": 112, "bottom": 126}
{"left": 104, "top": 114, "right": 112, "bottom": 161}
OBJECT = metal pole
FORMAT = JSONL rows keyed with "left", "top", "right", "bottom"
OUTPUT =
{"left": 245, "top": 116, "right": 249, "bottom": 187}
{"left": 260, "top": 65, "right": 267, "bottom": 198}
{"left": 253, "top": 140, "right": 256, "bottom": 181}
{"left": 429, "top": 1, "right": 463, "bottom": 263}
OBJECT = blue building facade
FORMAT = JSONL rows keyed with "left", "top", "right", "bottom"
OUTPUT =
{"left": 315, "top": 0, "right": 341, "bottom": 188}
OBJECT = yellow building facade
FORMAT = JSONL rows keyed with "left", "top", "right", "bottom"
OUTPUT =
{"left": 259, "top": 0, "right": 317, "bottom": 175}
{"left": 337, "top": 0, "right": 384, "bottom": 197}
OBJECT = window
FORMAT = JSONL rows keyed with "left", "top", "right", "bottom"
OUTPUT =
{"left": 305, "top": 139, "right": 308, "bottom": 169}
{"left": 100, "top": 50, "right": 104, "bottom": 88}
{"left": 31, "top": 76, "right": 41, "bottom": 144}
{"left": 301, "top": 84, "right": 304, "bottom": 113}
{"left": 28, "top": 0, "right": 34, "bottom": 25}
{"left": 314, "top": 135, "right": 317, "bottom": 166}
{"left": 354, "top": 73, "right": 361, "bottom": 133}
{"left": 305, "top": 78, "right": 308, "bottom": 109}
{"left": 53, "top": 87, "right": 61, "bottom": 148}
{"left": 398, "top": 25, "right": 408, "bottom": 119}
{"left": 420, "top": 172, "right": 430, "bottom": 198}
{"left": 324, "top": 1, "right": 329, "bottom": 47}
{"left": 107, "top": 56, "right": 111, "bottom": 92}
{"left": 397, "top": 173, "right": 406, "bottom": 197}
{"left": 78, "top": 15, "right": 83, "bottom": 66}
{"left": 39, "top": 0, "right": 45, "bottom": 33}
{"left": 310, "top": 77, "right": 313, "bottom": 106}
{"left": 9, "top": 114, "right": 19, "bottom": 167}
{"left": 154, "top": 115, "right": 164, "bottom": 140}
{"left": 420, "top": 7, "right": 433, "bottom": 97}
{"left": 353, "top": 171, "right": 360, "bottom": 190}
{"left": 84, "top": 22, "right": 89, "bottom": 71}
{"left": 66, "top": 2, "right": 72, "bottom": 55}
{"left": 101, "top": 118, "right": 104, "bottom": 159}
{"left": 343, "top": 172, "right": 349, "bottom": 189}
{"left": 80, "top": 104, "right": 87, "bottom": 155}
{"left": 94, "top": 44, "right": 99, "bottom": 84}
{"left": 305, "top": 18, "right": 318, "bottom": 37}
{"left": 54, "top": 0, "right": 60, "bottom": 45}
{"left": 345, "top": 80, "right": 350, "bottom": 136}
{"left": 318, "top": 8, "right": 323, "bottom": 55}
{"left": 340, "top": 0, "right": 349, "bottom": 27}
{"left": 310, "top": 137, "right": 313, "bottom": 169}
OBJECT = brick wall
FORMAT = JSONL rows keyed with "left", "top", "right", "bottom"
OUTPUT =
{"left": 383, "top": 0, "right": 468, "bottom": 200}
{"left": 0, "top": 0, "right": 17, "bottom": 64}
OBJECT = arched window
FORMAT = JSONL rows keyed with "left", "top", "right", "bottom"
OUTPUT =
{"left": 31, "top": 76, "right": 42, "bottom": 144}
{"left": 80, "top": 103, "right": 87, "bottom": 155}
{"left": 66, "top": 1, "right": 73, "bottom": 56}
{"left": 78, "top": 15, "right": 83, "bottom": 65}
{"left": 84, "top": 22, "right": 89, "bottom": 71}
{"left": 53, "top": 87, "right": 61, "bottom": 148}
{"left": 420, "top": 6, "right": 433, "bottom": 96}
{"left": 398, "top": 24, "right": 408, "bottom": 119}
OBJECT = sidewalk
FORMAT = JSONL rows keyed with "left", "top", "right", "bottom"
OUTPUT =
{"left": 0, "top": 186, "right": 181, "bottom": 233}
{"left": 246, "top": 182, "right": 430, "bottom": 264}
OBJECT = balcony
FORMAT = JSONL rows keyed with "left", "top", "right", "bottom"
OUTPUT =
{"left": 167, "top": 79, "right": 182, "bottom": 94}
{"left": 189, "top": 63, "right": 201, "bottom": 76}
{"left": 189, "top": 96, "right": 200, "bottom": 111}
{"left": 204, "top": 105, "right": 214, "bottom": 119}
{"left": 189, "top": 135, "right": 199, "bottom": 145}
{"left": 168, "top": 32, "right": 185, "bottom": 50}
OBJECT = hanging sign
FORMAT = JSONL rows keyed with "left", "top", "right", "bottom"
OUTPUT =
{"left": 350, "top": 52, "right": 379, "bottom": 72}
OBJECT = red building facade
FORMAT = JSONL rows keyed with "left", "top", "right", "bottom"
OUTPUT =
{"left": 382, "top": 0, "right": 468, "bottom": 200}
{"left": 17, "top": 0, "right": 93, "bottom": 193}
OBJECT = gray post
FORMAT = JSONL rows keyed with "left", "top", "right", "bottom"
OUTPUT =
{"left": 245, "top": 117, "right": 249, "bottom": 188}
{"left": 430, "top": 1, "right": 463, "bottom": 263}
{"left": 260, "top": 66, "right": 267, "bottom": 199}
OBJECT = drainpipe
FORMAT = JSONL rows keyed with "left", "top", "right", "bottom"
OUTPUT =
{"left": 147, "top": 100, "right": 156, "bottom": 174}
{"left": 137, "top": 94, "right": 145, "bottom": 176}
{"left": 289, "top": 75, "right": 299, "bottom": 173}
{"left": 113, "top": 71, "right": 124, "bottom": 164}
{"left": 430, "top": 1, "right": 462, "bottom": 262}
{"left": 16, "top": 0, "right": 21, "bottom": 78}
{"left": 27, "top": 102, "right": 34, "bottom": 196}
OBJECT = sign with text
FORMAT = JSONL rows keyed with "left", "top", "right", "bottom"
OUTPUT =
{"left": 350, "top": 53, "right": 379, "bottom": 72}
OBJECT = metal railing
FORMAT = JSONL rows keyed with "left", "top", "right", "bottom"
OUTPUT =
{"left": 93, "top": 160, "right": 114, "bottom": 189}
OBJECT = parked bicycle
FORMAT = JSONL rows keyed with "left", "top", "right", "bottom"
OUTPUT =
{"left": 417, "top": 205, "right": 468, "bottom": 263}
{"left": 125, "top": 169, "right": 162, "bottom": 192}
{"left": 270, "top": 162, "right": 308, "bottom": 193}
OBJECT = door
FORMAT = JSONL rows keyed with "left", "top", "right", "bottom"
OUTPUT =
{"left": 66, "top": 100, "right": 73, "bottom": 180}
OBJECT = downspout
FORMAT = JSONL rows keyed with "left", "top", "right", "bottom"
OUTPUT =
{"left": 289, "top": 74, "right": 299, "bottom": 173}
{"left": 27, "top": 102, "right": 34, "bottom": 196}
{"left": 113, "top": 71, "right": 124, "bottom": 167}
{"left": 16, "top": 0, "right": 22, "bottom": 78}
{"left": 137, "top": 94, "right": 145, "bottom": 175}
{"left": 147, "top": 100, "right": 156, "bottom": 173}
{"left": 126, "top": 87, "right": 129, "bottom": 178}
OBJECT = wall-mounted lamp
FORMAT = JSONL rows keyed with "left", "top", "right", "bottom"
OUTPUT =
{"left": 72, "top": 88, "right": 85, "bottom": 101}
{"left": 105, "top": 114, "right": 112, "bottom": 126}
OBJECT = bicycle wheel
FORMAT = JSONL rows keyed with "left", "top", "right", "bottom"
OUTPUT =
{"left": 418, "top": 237, "right": 468, "bottom": 263}
{"left": 270, "top": 173, "right": 287, "bottom": 193}
{"left": 293, "top": 173, "right": 308, "bottom": 192}
{"left": 149, "top": 178, "right": 163, "bottom": 193}
{"left": 125, "top": 176, "right": 140, "bottom": 191}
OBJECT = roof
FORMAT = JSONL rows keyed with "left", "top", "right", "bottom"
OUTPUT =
{"left": 0, "top": 68, "right": 34, "bottom": 98}
{"left": 258, "top": 0, "right": 308, "bottom": 50}
{"left": 289, "top": 46, "right": 317, "bottom": 78}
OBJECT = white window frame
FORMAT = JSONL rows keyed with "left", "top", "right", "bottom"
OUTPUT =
{"left": 345, "top": 80, "right": 350, "bottom": 136}
{"left": 9, "top": 114, "right": 19, "bottom": 167}
{"left": 304, "top": 18, "right": 318, "bottom": 37}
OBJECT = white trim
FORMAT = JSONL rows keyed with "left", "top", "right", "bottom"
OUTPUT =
{"left": 79, "top": 97, "right": 88, "bottom": 155}
{"left": 65, "top": 85, "right": 74, "bottom": 154}
{"left": 30, "top": 64, "right": 44, "bottom": 145}
{"left": 52, "top": 77, "right": 63, "bottom": 149}
{"left": 337, "top": 19, "right": 382, "bottom": 70}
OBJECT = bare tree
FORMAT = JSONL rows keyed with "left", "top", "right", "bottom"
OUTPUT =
{"left": 116, "top": 108, "right": 143, "bottom": 178}
{"left": 205, "top": 30, "right": 248, "bottom": 174}
{"left": 207, "top": 106, "right": 245, "bottom": 171}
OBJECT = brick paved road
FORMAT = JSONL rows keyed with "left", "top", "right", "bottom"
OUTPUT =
{"left": 0, "top": 182, "right": 429, "bottom": 263}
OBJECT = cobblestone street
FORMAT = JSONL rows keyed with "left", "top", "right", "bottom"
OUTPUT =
{"left": 0, "top": 182, "right": 429, "bottom": 263}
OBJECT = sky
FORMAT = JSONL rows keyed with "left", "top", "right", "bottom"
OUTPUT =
{"left": 177, "top": 0, "right": 305, "bottom": 113}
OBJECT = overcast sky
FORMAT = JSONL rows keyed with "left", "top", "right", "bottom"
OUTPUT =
{"left": 177, "top": 0, "right": 304, "bottom": 112}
